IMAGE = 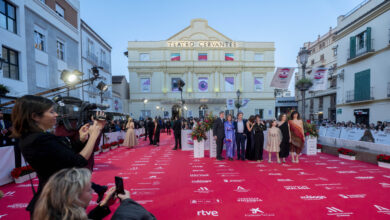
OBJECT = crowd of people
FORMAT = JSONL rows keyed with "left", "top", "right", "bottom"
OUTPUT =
{"left": 320, "top": 120, "right": 390, "bottom": 132}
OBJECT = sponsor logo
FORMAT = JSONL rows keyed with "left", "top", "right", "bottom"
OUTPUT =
{"left": 245, "top": 208, "right": 275, "bottom": 217}
{"left": 326, "top": 167, "right": 339, "bottom": 169}
{"left": 298, "top": 172, "right": 313, "bottom": 176}
{"left": 144, "top": 176, "right": 160, "bottom": 180}
{"left": 287, "top": 168, "right": 303, "bottom": 171}
{"left": 192, "top": 165, "right": 203, "bottom": 168}
{"left": 268, "top": 173, "right": 282, "bottom": 176}
{"left": 300, "top": 195, "right": 327, "bottom": 201}
{"left": 234, "top": 186, "right": 250, "bottom": 192}
{"left": 192, "top": 180, "right": 212, "bottom": 184}
{"left": 154, "top": 166, "right": 164, "bottom": 170}
{"left": 223, "top": 179, "right": 245, "bottom": 183}
{"left": 237, "top": 197, "right": 263, "bottom": 203}
{"left": 338, "top": 194, "right": 366, "bottom": 199}
{"left": 136, "top": 200, "right": 154, "bottom": 205}
{"left": 197, "top": 210, "right": 219, "bottom": 217}
{"left": 284, "top": 186, "right": 310, "bottom": 190}
{"left": 190, "top": 174, "right": 209, "bottom": 177}
{"left": 16, "top": 184, "right": 38, "bottom": 188}
{"left": 315, "top": 163, "right": 327, "bottom": 165}
{"left": 383, "top": 175, "right": 390, "bottom": 179}
{"left": 128, "top": 167, "right": 139, "bottom": 170}
{"left": 379, "top": 183, "right": 390, "bottom": 188}
{"left": 354, "top": 176, "right": 374, "bottom": 180}
{"left": 0, "top": 214, "right": 8, "bottom": 219}
{"left": 7, "top": 203, "right": 28, "bottom": 209}
{"left": 149, "top": 172, "right": 165, "bottom": 174}
{"left": 277, "top": 179, "right": 293, "bottom": 182}
{"left": 306, "top": 177, "right": 328, "bottom": 181}
{"left": 194, "top": 187, "right": 213, "bottom": 194}
{"left": 374, "top": 205, "right": 390, "bottom": 215}
{"left": 3, "top": 191, "right": 15, "bottom": 197}
{"left": 190, "top": 199, "right": 221, "bottom": 205}
{"left": 326, "top": 207, "right": 353, "bottom": 217}
{"left": 192, "top": 170, "right": 206, "bottom": 172}
{"left": 336, "top": 171, "right": 357, "bottom": 174}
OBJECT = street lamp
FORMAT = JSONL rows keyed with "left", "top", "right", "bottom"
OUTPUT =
{"left": 143, "top": 99, "right": 148, "bottom": 118}
{"left": 156, "top": 105, "right": 160, "bottom": 117}
{"left": 236, "top": 89, "right": 242, "bottom": 113}
{"left": 298, "top": 47, "right": 310, "bottom": 120}
{"left": 96, "top": 81, "right": 108, "bottom": 104}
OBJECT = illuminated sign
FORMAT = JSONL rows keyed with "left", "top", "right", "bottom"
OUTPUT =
{"left": 167, "top": 41, "right": 237, "bottom": 48}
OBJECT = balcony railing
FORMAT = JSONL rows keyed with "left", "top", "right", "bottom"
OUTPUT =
{"left": 346, "top": 87, "right": 374, "bottom": 103}
{"left": 347, "top": 39, "right": 374, "bottom": 61}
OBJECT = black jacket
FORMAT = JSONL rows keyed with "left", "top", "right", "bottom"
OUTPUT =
{"left": 173, "top": 119, "right": 182, "bottom": 134}
{"left": 147, "top": 121, "right": 155, "bottom": 133}
{"left": 213, "top": 117, "right": 225, "bottom": 139}
{"left": 233, "top": 120, "right": 249, "bottom": 135}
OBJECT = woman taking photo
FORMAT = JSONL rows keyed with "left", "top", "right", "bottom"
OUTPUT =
{"left": 123, "top": 118, "right": 137, "bottom": 149}
{"left": 253, "top": 115, "right": 266, "bottom": 162}
{"left": 11, "top": 95, "right": 105, "bottom": 215}
{"left": 288, "top": 111, "right": 305, "bottom": 163}
{"left": 278, "top": 114, "right": 291, "bottom": 163}
{"left": 33, "top": 168, "right": 156, "bottom": 220}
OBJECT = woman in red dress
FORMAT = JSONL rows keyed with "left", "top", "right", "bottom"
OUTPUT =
{"left": 288, "top": 111, "right": 305, "bottom": 163}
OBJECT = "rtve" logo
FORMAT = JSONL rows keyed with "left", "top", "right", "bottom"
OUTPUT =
{"left": 197, "top": 210, "right": 219, "bottom": 216}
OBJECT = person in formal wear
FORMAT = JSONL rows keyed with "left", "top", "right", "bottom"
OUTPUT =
{"left": 172, "top": 117, "right": 182, "bottom": 150}
{"left": 289, "top": 111, "right": 305, "bottom": 163}
{"left": 245, "top": 115, "right": 256, "bottom": 160}
{"left": 233, "top": 112, "right": 248, "bottom": 161}
{"left": 0, "top": 110, "right": 12, "bottom": 146}
{"left": 11, "top": 95, "right": 105, "bottom": 215}
{"left": 166, "top": 119, "right": 171, "bottom": 135}
{"left": 224, "top": 114, "right": 235, "bottom": 161}
{"left": 278, "top": 114, "right": 291, "bottom": 163}
{"left": 213, "top": 111, "right": 225, "bottom": 160}
{"left": 123, "top": 118, "right": 137, "bottom": 149}
{"left": 147, "top": 117, "right": 155, "bottom": 145}
{"left": 144, "top": 119, "right": 148, "bottom": 141}
{"left": 153, "top": 118, "right": 161, "bottom": 146}
{"left": 253, "top": 115, "right": 266, "bottom": 162}
{"left": 265, "top": 119, "right": 282, "bottom": 163}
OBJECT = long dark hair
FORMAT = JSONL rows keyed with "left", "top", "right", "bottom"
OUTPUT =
{"left": 11, "top": 95, "right": 54, "bottom": 138}
{"left": 290, "top": 111, "right": 300, "bottom": 120}
{"left": 248, "top": 115, "right": 255, "bottom": 123}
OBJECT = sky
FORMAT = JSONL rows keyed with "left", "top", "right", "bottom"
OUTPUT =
{"left": 80, "top": 0, "right": 362, "bottom": 83}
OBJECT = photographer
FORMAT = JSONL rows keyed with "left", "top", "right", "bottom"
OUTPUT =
{"left": 11, "top": 95, "right": 105, "bottom": 215}
{"left": 33, "top": 168, "right": 156, "bottom": 220}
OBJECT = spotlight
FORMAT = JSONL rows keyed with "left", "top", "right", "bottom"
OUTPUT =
{"left": 61, "top": 70, "right": 83, "bottom": 86}
{"left": 96, "top": 81, "right": 108, "bottom": 92}
{"left": 91, "top": 66, "right": 103, "bottom": 78}
{"left": 178, "top": 79, "right": 185, "bottom": 91}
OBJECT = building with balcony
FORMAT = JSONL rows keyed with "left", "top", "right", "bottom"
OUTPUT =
{"left": 296, "top": 27, "right": 338, "bottom": 123}
{"left": 334, "top": 0, "right": 390, "bottom": 125}
{"left": 127, "top": 19, "right": 275, "bottom": 119}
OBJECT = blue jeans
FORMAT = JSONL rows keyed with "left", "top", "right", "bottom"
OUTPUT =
{"left": 236, "top": 133, "right": 246, "bottom": 159}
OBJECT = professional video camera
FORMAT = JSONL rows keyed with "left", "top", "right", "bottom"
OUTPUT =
{"left": 53, "top": 95, "right": 110, "bottom": 131}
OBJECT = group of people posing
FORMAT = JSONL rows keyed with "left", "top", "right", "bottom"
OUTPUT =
{"left": 213, "top": 111, "right": 305, "bottom": 163}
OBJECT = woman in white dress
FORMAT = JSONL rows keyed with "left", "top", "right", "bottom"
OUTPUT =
{"left": 123, "top": 118, "right": 137, "bottom": 148}
{"left": 265, "top": 119, "right": 282, "bottom": 163}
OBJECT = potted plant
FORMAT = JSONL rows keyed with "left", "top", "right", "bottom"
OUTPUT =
{"left": 102, "top": 144, "right": 110, "bottom": 152}
{"left": 94, "top": 146, "right": 101, "bottom": 155}
{"left": 111, "top": 141, "right": 118, "bottom": 150}
{"left": 0, "top": 84, "right": 9, "bottom": 96}
{"left": 377, "top": 154, "right": 390, "bottom": 169}
{"left": 303, "top": 121, "right": 318, "bottom": 155}
{"left": 337, "top": 148, "right": 357, "bottom": 160}
{"left": 295, "top": 78, "right": 313, "bottom": 91}
{"left": 191, "top": 122, "right": 207, "bottom": 158}
{"left": 11, "top": 165, "right": 36, "bottom": 183}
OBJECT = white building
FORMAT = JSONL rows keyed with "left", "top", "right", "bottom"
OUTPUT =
{"left": 296, "top": 27, "right": 338, "bottom": 123}
{"left": 80, "top": 19, "right": 113, "bottom": 110}
{"left": 112, "top": 75, "right": 129, "bottom": 114}
{"left": 335, "top": 0, "right": 390, "bottom": 124}
{"left": 127, "top": 19, "right": 275, "bottom": 119}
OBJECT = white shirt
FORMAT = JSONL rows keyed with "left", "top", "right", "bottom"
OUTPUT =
{"left": 237, "top": 120, "right": 244, "bottom": 133}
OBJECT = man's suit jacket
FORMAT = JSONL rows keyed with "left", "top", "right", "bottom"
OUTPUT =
{"left": 147, "top": 121, "right": 155, "bottom": 133}
{"left": 173, "top": 119, "right": 182, "bottom": 135}
{"left": 213, "top": 117, "right": 225, "bottom": 139}
{"left": 233, "top": 120, "right": 248, "bottom": 135}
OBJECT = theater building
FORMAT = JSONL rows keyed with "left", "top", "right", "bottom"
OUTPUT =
{"left": 127, "top": 19, "right": 275, "bottom": 119}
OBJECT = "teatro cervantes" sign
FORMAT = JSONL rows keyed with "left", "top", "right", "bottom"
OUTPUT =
{"left": 167, "top": 41, "right": 237, "bottom": 48}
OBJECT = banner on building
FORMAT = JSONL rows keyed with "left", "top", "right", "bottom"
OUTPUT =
{"left": 241, "top": 99, "right": 250, "bottom": 109}
{"left": 226, "top": 99, "right": 235, "bottom": 110}
{"left": 310, "top": 67, "right": 328, "bottom": 91}
{"left": 140, "top": 78, "right": 151, "bottom": 92}
{"left": 225, "top": 77, "right": 234, "bottom": 91}
{"left": 171, "top": 53, "right": 180, "bottom": 61}
{"left": 198, "top": 77, "right": 208, "bottom": 92}
{"left": 270, "top": 67, "right": 295, "bottom": 89}
{"left": 254, "top": 77, "right": 264, "bottom": 91}
{"left": 225, "top": 53, "right": 234, "bottom": 61}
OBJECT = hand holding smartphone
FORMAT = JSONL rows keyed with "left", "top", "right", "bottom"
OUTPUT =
{"left": 115, "top": 176, "right": 125, "bottom": 195}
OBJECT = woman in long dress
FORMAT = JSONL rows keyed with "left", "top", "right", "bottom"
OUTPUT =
{"left": 253, "top": 115, "right": 266, "bottom": 162}
{"left": 224, "top": 114, "right": 236, "bottom": 161}
{"left": 265, "top": 120, "right": 282, "bottom": 163}
{"left": 278, "top": 114, "right": 291, "bottom": 163}
{"left": 288, "top": 111, "right": 305, "bottom": 163}
{"left": 153, "top": 119, "right": 161, "bottom": 146}
{"left": 123, "top": 118, "right": 137, "bottom": 148}
{"left": 245, "top": 115, "right": 255, "bottom": 160}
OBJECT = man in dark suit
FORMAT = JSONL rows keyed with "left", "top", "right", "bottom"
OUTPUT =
{"left": 147, "top": 117, "right": 155, "bottom": 145}
{"left": 172, "top": 116, "right": 182, "bottom": 150}
{"left": 213, "top": 111, "right": 225, "bottom": 160}
{"left": 0, "top": 110, "right": 12, "bottom": 146}
{"left": 233, "top": 112, "right": 248, "bottom": 160}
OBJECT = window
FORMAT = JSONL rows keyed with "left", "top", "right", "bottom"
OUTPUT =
{"left": 319, "top": 97, "right": 323, "bottom": 110}
{"left": 171, "top": 78, "right": 180, "bottom": 91}
{"left": 56, "top": 40, "right": 64, "bottom": 60}
{"left": 140, "top": 78, "right": 151, "bottom": 92}
{"left": 311, "top": 59, "right": 314, "bottom": 65}
{"left": 35, "top": 62, "right": 48, "bottom": 88}
{"left": 333, "top": 45, "right": 338, "bottom": 56}
{"left": 254, "top": 53, "right": 264, "bottom": 61}
{"left": 139, "top": 53, "right": 150, "bottom": 61}
{"left": 198, "top": 53, "right": 207, "bottom": 61}
{"left": 34, "top": 30, "right": 45, "bottom": 51}
{"left": 1, "top": 46, "right": 19, "bottom": 80}
{"left": 225, "top": 77, "right": 234, "bottom": 92}
{"left": 320, "top": 54, "right": 325, "bottom": 62}
{"left": 87, "top": 39, "right": 94, "bottom": 55}
{"left": 100, "top": 49, "right": 106, "bottom": 65}
{"left": 310, "top": 98, "right": 314, "bottom": 111}
{"left": 170, "top": 53, "right": 180, "bottom": 61}
{"left": 55, "top": 3, "right": 64, "bottom": 17}
{"left": 255, "top": 109, "right": 264, "bottom": 119}
{"left": 356, "top": 32, "right": 366, "bottom": 50}
{"left": 225, "top": 53, "right": 234, "bottom": 61}
{"left": 254, "top": 77, "right": 264, "bottom": 91}
{"left": 0, "top": 0, "right": 17, "bottom": 33}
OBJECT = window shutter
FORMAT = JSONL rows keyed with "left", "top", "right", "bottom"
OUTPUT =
{"left": 350, "top": 36, "right": 356, "bottom": 59}
{"left": 366, "top": 27, "right": 372, "bottom": 51}
{"left": 354, "top": 69, "right": 370, "bottom": 101}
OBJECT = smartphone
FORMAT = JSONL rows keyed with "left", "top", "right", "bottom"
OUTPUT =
{"left": 115, "top": 176, "right": 125, "bottom": 195}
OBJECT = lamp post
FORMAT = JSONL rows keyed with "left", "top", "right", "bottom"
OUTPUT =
{"left": 143, "top": 99, "right": 148, "bottom": 119}
{"left": 236, "top": 89, "right": 241, "bottom": 113}
{"left": 298, "top": 47, "right": 310, "bottom": 121}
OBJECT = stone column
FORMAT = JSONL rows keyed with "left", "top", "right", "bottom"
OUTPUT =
{"left": 187, "top": 70, "right": 192, "bottom": 93}
{"left": 214, "top": 71, "right": 219, "bottom": 93}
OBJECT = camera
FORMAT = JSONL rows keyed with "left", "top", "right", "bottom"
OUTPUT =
{"left": 53, "top": 95, "right": 110, "bottom": 131}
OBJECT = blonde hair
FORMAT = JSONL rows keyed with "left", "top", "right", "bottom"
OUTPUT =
{"left": 33, "top": 168, "right": 91, "bottom": 220}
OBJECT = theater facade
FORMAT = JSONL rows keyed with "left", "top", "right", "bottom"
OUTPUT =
{"left": 127, "top": 19, "right": 275, "bottom": 119}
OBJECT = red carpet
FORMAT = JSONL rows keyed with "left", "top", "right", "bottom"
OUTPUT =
{"left": 1, "top": 133, "right": 390, "bottom": 219}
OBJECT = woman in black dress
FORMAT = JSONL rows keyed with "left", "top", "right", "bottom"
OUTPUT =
{"left": 253, "top": 115, "right": 266, "bottom": 162}
{"left": 245, "top": 115, "right": 256, "bottom": 160}
{"left": 278, "top": 113, "right": 291, "bottom": 163}
{"left": 153, "top": 118, "right": 161, "bottom": 146}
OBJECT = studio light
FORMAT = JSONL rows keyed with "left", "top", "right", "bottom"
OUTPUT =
{"left": 91, "top": 66, "right": 103, "bottom": 78}
{"left": 96, "top": 81, "right": 108, "bottom": 92}
{"left": 61, "top": 70, "right": 83, "bottom": 86}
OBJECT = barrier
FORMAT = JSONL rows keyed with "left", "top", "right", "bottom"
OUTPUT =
{"left": 0, "top": 146, "right": 15, "bottom": 186}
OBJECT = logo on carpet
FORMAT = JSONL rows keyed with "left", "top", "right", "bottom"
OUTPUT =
{"left": 326, "top": 167, "right": 339, "bottom": 169}
{"left": 192, "top": 180, "right": 212, "bottom": 184}
{"left": 268, "top": 173, "right": 282, "bottom": 176}
{"left": 326, "top": 207, "right": 353, "bottom": 217}
{"left": 306, "top": 177, "right": 328, "bottom": 181}
{"left": 379, "top": 183, "right": 390, "bottom": 188}
{"left": 16, "top": 184, "right": 38, "bottom": 188}
{"left": 336, "top": 171, "right": 357, "bottom": 174}
{"left": 300, "top": 195, "right": 326, "bottom": 200}
{"left": 194, "top": 187, "right": 213, "bottom": 194}
{"left": 244, "top": 208, "right": 275, "bottom": 217}
{"left": 374, "top": 205, "right": 390, "bottom": 215}
{"left": 298, "top": 172, "right": 314, "bottom": 176}
{"left": 190, "top": 174, "right": 209, "bottom": 177}
{"left": 237, "top": 197, "right": 263, "bottom": 203}
{"left": 234, "top": 186, "right": 249, "bottom": 192}
{"left": 197, "top": 210, "right": 219, "bottom": 217}
{"left": 7, "top": 203, "right": 28, "bottom": 209}
{"left": 192, "top": 169, "right": 206, "bottom": 172}
{"left": 287, "top": 168, "right": 303, "bottom": 171}
{"left": 3, "top": 191, "right": 15, "bottom": 197}
{"left": 338, "top": 194, "right": 366, "bottom": 199}
{"left": 354, "top": 176, "right": 374, "bottom": 180}
{"left": 383, "top": 175, "right": 390, "bottom": 179}
{"left": 0, "top": 214, "right": 8, "bottom": 219}
{"left": 136, "top": 200, "right": 154, "bottom": 205}
{"left": 315, "top": 163, "right": 327, "bottom": 165}
{"left": 190, "top": 199, "right": 222, "bottom": 205}
{"left": 277, "top": 179, "right": 293, "bottom": 182}
{"left": 223, "top": 179, "right": 245, "bottom": 183}
{"left": 284, "top": 186, "right": 310, "bottom": 190}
